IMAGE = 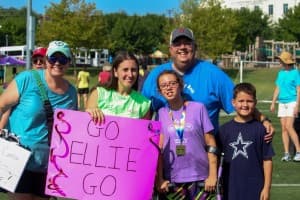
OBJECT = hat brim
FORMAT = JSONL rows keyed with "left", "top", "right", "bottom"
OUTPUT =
{"left": 47, "top": 50, "right": 71, "bottom": 59}
{"left": 32, "top": 53, "right": 44, "bottom": 58}
{"left": 171, "top": 35, "right": 194, "bottom": 44}
{"left": 276, "top": 56, "right": 295, "bottom": 64}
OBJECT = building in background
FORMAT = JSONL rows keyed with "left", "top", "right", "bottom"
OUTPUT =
{"left": 222, "top": 0, "right": 300, "bottom": 22}
{"left": 74, "top": 48, "right": 109, "bottom": 67}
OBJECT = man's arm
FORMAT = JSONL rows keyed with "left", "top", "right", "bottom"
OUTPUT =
{"left": 253, "top": 108, "right": 274, "bottom": 142}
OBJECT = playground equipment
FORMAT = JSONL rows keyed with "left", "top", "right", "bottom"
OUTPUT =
{"left": 260, "top": 39, "right": 299, "bottom": 62}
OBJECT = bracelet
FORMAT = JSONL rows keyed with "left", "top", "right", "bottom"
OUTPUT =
{"left": 206, "top": 145, "right": 219, "bottom": 155}
{"left": 261, "top": 117, "right": 271, "bottom": 123}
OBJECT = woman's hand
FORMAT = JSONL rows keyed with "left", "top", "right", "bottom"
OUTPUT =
{"left": 86, "top": 107, "right": 105, "bottom": 124}
{"left": 270, "top": 103, "right": 275, "bottom": 113}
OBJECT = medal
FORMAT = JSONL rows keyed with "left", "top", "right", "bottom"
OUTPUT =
{"left": 169, "top": 102, "right": 188, "bottom": 156}
{"left": 176, "top": 144, "right": 186, "bottom": 156}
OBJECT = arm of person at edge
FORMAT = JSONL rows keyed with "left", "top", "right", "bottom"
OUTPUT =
{"left": 0, "top": 80, "right": 19, "bottom": 126}
{"left": 85, "top": 88, "right": 151, "bottom": 124}
{"left": 260, "top": 159, "right": 272, "bottom": 200}
{"left": 294, "top": 86, "right": 300, "bottom": 117}
{"left": 204, "top": 132, "right": 217, "bottom": 192}
{"left": 0, "top": 109, "right": 11, "bottom": 130}
{"left": 253, "top": 108, "right": 274, "bottom": 142}
{"left": 156, "top": 134, "right": 170, "bottom": 193}
{"left": 270, "top": 86, "right": 279, "bottom": 113}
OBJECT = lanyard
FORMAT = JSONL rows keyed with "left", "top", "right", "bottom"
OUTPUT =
{"left": 168, "top": 102, "right": 187, "bottom": 144}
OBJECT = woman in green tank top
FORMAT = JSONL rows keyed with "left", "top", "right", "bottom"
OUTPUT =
{"left": 86, "top": 51, "right": 151, "bottom": 123}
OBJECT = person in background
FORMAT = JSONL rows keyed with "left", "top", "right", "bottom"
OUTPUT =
{"left": 77, "top": 66, "right": 90, "bottom": 109}
{"left": 219, "top": 83, "right": 274, "bottom": 200}
{"left": 98, "top": 62, "right": 112, "bottom": 87}
{"left": 32, "top": 47, "right": 47, "bottom": 69}
{"left": 108, "top": 55, "right": 113, "bottom": 64}
{"left": 141, "top": 27, "right": 274, "bottom": 139}
{"left": 270, "top": 51, "right": 300, "bottom": 161}
{"left": 138, "top": 61, "right": 149, "bottom": 92}
{"left": 12, "top": 66, "right": 17, "bottom": 77}
{"left": 0, "top": 66, "right": 4, "bottom": 85}
{"left": 156, "top": 70, "right": 217, "bottom": 199}
{"left": 0, "top": 40, "right": 77, "bottom": 200}
{"left": 86, "top": 51, "right": 151, "bottom": 123}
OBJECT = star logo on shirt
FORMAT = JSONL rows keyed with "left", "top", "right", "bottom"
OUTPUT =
{"left": 229, "top": 132, "right": 253, "bottom": 160}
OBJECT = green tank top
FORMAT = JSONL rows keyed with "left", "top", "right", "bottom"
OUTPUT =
{"left": 97, "top": 87, "right": 151, "bottom": 118}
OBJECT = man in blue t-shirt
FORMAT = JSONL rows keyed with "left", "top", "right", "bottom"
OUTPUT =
{"left": 142, "top": 27, "right": 274, "bottom": 137}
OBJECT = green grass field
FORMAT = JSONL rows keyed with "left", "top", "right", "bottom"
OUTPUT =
{"left": 0, "top": 66, "right": 299, "bottom": 199}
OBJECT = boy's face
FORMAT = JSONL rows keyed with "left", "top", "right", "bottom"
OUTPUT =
{"left": 232, "top": 91, "right": 257, "bottom": 120}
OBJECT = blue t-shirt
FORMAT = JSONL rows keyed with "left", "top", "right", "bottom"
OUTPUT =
{"left": 275, "top": 68, "right": 300, "bottom": 103}
{"left": 142, "top": 60, "right": 234, "bottom": 132}
{"left": 8, "top": 69, "right": 78, "bottom": 147}
{"left": 218, "top": 119, "right": 275, "bottom": 200}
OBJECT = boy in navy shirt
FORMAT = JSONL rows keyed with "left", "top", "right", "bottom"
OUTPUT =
{"left": 218, "top": 83, "right": 275, "bottom": 200}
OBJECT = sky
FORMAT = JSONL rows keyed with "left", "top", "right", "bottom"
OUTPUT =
{"left": 0, "top": 0, "right": 181, "bottom": 15}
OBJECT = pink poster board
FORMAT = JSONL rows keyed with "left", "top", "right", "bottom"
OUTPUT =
{"left": 45, "top": 109, "right": 160, "bottom": 200}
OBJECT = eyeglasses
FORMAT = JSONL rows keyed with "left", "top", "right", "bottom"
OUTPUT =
{"left": 48, "top": 55, "right": 69, "bottom": 65}
{"left": 32, "top": 57, "right": 45, "bottom": 64}
{"left": 159, "top": 81, "right": 179, "bottom": 90}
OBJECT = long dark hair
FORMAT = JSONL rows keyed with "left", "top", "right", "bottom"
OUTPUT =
{"left": 104, "top": 51, "right": 140, "bottom": 91}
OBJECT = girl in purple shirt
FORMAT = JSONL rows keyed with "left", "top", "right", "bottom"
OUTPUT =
{"left": 156, "top": 70, "right": 217, "bottom": 199}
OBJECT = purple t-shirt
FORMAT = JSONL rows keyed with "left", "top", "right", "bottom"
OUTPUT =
{"left": 158, "top": 101, "right": 214, "bottom": 183}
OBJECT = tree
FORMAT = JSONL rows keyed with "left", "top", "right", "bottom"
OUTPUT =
{"left": 179, "top": 0, "right": 239, "bottom": 59}
{"left": 275, "top": 4, "right": 300, "bottom": 42}
{"left": 107, "top": 13, "right": 167, "bottom": 54}
{"left": 37, "top": 0, "right": 105, "bottom": 49}
{"left": 233, "top": 8, "right": 270, "bottom": 51}
{"left": 0, "top": 7, "right": 27, "bottom": 46}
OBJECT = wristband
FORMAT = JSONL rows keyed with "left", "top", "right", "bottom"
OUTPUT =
{"left": 206, "top": 145, "right": 219, "bottom": 155}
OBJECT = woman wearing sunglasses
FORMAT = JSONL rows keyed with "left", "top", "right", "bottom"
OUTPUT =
{"left": 0, "top": 40, "right": 78, "bottom": 200}
{"left": 32, "top": 47, "right": 47, "bottom": 69}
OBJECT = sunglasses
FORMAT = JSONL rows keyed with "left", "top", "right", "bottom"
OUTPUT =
{"left": 48, "top": 55, "right": 69, "bottom": 65}
{"left": 32, "top": 57, "right": 45, "bottom": 64}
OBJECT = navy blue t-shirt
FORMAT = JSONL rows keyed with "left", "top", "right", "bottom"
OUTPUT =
{"left": 218, "top": 119, "right": 275, "bottom": 200}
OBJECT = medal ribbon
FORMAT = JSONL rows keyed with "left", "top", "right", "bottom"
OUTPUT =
{"left": 169, "top": 102, "right": 187, "bottom": 144}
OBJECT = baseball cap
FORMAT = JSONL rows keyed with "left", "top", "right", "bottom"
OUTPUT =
{"left": 276, "top": 51, "right": 295, "bottom": 65}
{"left": 170, "top": 28, "right": 195, "bottom": 45}
{"left": 46, "top": 41, "right": 72, "bottom": 58}
{"left": 32, "top": 47, "right": 47, "bottom": 58}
